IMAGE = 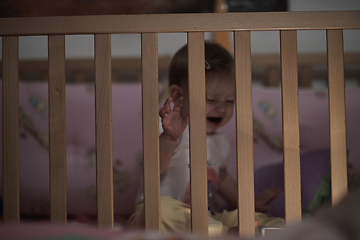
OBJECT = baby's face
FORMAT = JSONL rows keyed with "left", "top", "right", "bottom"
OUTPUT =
{"left": 205, "top": 75, "right": 235, "bottom": 134}
{"left": 177, "top": 74, "right": 235, "bottom": 134}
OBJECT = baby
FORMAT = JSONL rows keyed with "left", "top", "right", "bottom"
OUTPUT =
{"left": 129, "top": 42, "right": 283, "bottom": 235}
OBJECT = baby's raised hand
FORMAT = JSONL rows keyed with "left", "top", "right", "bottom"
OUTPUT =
{"left": 159, "top": 96, "right": 189, "bottom": 141}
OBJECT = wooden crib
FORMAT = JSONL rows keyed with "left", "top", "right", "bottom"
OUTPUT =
{"left": 1, "top": 10, "right": 359, "bottom": 237}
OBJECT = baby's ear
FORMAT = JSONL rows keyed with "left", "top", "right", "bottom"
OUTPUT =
{"left": 169, "top": 84, "right": 182, "bottom": 102}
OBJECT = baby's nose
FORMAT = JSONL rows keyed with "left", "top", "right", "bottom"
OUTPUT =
{"left": 215, "top": 103, "right": 226, "bottom": 112}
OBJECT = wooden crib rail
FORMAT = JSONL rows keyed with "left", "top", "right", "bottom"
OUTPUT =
{"left": 327, "top": 30, "right": 348, "bottom": 205}
{"left": 2, "top": 10, "right": 360, "bottom": 236}
{"left": 141, "top": 33, "right": 161, "bottom": 230}
{"left": 234, "top": 30, "right": 255, "bottom": 234}
{"left": 280, "top": 30, "right": 302, "bottom": 224}
{"left": 2, "top": 36, "right": 20, "bottom": 223}
{"left": 1, "top": 11, "right": 360, "bottom": 36}
{"left": 48, "top": 35, "right": 67, "bottom": 224}
{"left": 187, "top": 32, "right": 208, "bottom": 234}
{"left": 94, "top": 33, "right": 114, "bottom": 227}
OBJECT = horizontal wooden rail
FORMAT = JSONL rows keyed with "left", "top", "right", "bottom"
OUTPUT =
{"left": 0, "top": 11, "right": 359, "bottom": 36}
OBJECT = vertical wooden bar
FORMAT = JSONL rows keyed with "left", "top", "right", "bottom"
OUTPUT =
{"left": 2, "top": 36, "right": 20, "bottom": 223}
{"left": 141, "top": 32, "right": 160, "bottom": 232}
{"left": 299, "top": 65, "right": 313, "bottom": 88}
{"left": 326, "top": 29, "right": 347, "bottom": 206}
{"left": 234, "top": 31, "right": 255, "bottom": 237}
{"left": 187, "top": 32, "right": 208, "bottom": 235}
{"left": 94, "top": 33, "right": 114, "bottom": 228}
{"left": 280, "top": 30, "right": 301, "bottom": 225}
{"left": 48, "top": 35, "right": 67, "bottom": 224}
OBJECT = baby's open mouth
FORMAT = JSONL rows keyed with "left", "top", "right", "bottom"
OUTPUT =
{"left": 207, "top": 117, "right": 222, "bottom": 123}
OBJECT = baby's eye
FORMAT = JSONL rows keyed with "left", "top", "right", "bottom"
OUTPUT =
{"left": 226, "top": 100, "right": 235, "bottom": 104}
{"left": 206, "top": 99, "right": 215, "bottom": 103}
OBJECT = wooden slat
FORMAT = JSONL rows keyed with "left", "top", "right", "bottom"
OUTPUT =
{"left": 141, "top": 32, "right": 160, "bottom": 232}
{"left": 280, "top": 30, "right": 302, "bottom": 225}
{"left": 48, "top": 35, "right": 67, "bottom": 224}
{"left": 326, "top": 29, "right": 348, "bottom": 206}
{"left": 234, "top": 31, "right": 255, "bottom": 237}
{"left": 2, "top": 36, "right": 20, "bottom": 223}
{"left": 188, "top": 32, "right": 208, "bottom": 235}
{"left": 0, "top": 11, "right": 359, "bottom": 36}
{"left": 94, "top": 33, "right": 114, "bottom": 228}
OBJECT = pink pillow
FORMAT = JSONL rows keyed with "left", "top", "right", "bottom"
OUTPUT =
{"left": 219, "top": 87, "right": 360, "bottom": 178}
{"left": 0, "top": 82, "right": 147, "bottom": 217}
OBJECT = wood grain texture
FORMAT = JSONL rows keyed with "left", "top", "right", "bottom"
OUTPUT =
{"left": 48, "top": 35, "right": 67, "bottom": 224}
{"left": 0, "top": 11, "right": 359, "bottom": 36}
{"left": 280, "top": 30, "right": 302, "bottom": 225}
{"left": 2, "top": 36, "right": 20, "bottom": 223}
{"left": 188, "top": 32, "right": 208, "bottom": 235}
{"left": 141, "top": 33, "right": 160, "bottom": 232}
{"left": 94, "top": 34, "right": 114, "bottom": 228}
{"left": 234, "top": 31, "right": 255, "bottom": 238}
{"left": 326, "top": 29, "right": 348, "bottom": 206}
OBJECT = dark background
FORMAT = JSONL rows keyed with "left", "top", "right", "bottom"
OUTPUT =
{"left": 0, "top": 0, "right": 287, "bottom": 18}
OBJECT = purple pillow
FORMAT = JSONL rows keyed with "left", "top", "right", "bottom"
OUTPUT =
{"left": 254, "top": 148, "right": 331, "bottom": 218}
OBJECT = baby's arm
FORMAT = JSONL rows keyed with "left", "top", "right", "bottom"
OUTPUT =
{"left": 159, "top": 96, "right": 189, "bottom": 174}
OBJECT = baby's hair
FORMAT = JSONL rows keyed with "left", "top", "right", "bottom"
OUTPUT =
{"left": 169, "top": 41, "right": 234, "bottom": 87}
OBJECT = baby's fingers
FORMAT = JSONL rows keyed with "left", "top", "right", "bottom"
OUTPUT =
{"left": 159, "top": 106, "right": 170, "bottom": 118}
{"left": 173, "top": 97, "right": 183, "bottom": 112}
{"left": 159, "top": 97, "right": 172, "bottom": 118}
{"left": 183, "top": 114, "right": 189, "bottom": 124}
{"left": 164, "top": 96, "right": 172, "bottom": 107}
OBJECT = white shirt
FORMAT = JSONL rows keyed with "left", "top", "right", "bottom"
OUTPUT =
{"left": 135, "top": 123, "right": 230, "bottom": 204}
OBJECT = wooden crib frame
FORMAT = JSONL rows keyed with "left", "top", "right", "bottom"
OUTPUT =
{"left": 1, "top": 11, "right": 359, "bottom": 237}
